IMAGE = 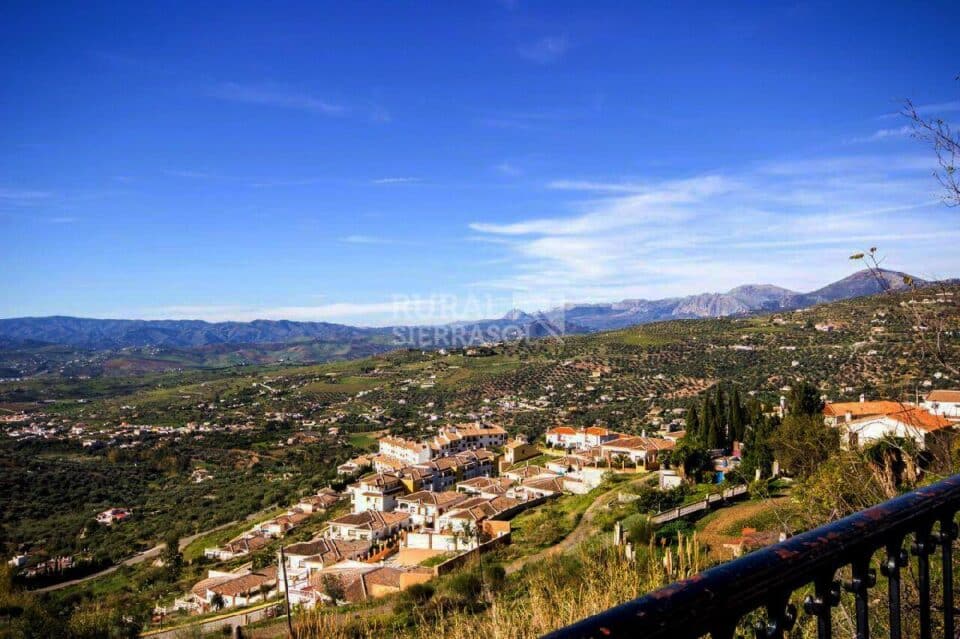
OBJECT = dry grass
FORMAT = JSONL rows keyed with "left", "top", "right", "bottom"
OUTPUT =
{"left": 294, "top": 535, "right": 705, "bottom": 639}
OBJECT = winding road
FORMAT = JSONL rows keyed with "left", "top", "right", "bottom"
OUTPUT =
{"left": 31, "top": 507, "right": 276, "bottom": 593}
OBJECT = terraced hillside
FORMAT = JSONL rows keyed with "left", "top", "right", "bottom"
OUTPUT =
{"left": 1, "top": 285, "right": 957, "bottom": 566}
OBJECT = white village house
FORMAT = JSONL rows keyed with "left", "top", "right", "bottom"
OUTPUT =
{"left": 922, "top": 389, "right": 960, "bottom": 420}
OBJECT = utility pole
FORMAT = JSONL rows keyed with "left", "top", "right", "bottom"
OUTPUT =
{"left": 474, "top": 524, "right": 487, "bottom": 603}
{"left": 279, "top": 544, "right": 293, "bottom": 637}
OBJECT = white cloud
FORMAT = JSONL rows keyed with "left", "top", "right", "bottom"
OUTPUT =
{"left": 0, "top": 188, "right": 52, "bottom": 202}
{"left": 165, "top": 169, "right": 218, "bottom": 179}
{"left": 134, "top": 297, "right": 502, "bottom": 326}
{"left": 470, "top": 175, "right": 733, "bottom": 236}
{"left": 341, "top": 235, "right": 393, "bottom": 245}
{"left": 468, "top": 153, "right": 956, "bottom": 300}
{"left": 208, "top": 83, "right": 346, "bottom": 115}
{"left": 758, "top": 154, "right": 935, "bottom": 175}
{"left": 371, "top": 177, "right": 420, "bottom": 184}
{"left": 880, "top": 100, "right": 960, "bottom": 119}
{"left": 546, "top": 180, "right": 647, "bottom": 193}
{"left": 848, "top": 125, "right": 914, "bottom": 143}
{"left": 518, "top": 36, "right": 569, "bottom": 64}
{"left": 495, "top": 162, "right": 522, "bottom": 177}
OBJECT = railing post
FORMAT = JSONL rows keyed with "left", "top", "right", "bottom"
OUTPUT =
{"left": 911, "top": 521, "right": 934, "bottom": 639}
{"left": 709, "top": 618, "right": 738, "bottom": 639}
{"left": 844, "top": 555, "right": 876, "bottom": 639}
{"left": 804, "top": 573, "right": 840, "bottom": 639}
{"left": 932, "top": 515, "right": 958, "bottom": 639}
{"left": 754, "top": 592, "right": 796, "bottom": 639}
{"left": 880, "top": 541, "right": 907, "bottom": 639}
{"left": 539, "top": 475, "right": 960, "bottom": 639}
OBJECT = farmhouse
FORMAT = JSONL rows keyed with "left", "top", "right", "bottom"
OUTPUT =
{"left": 337, "top": 455, "right": 371, "bottom": 476}
{"left": 295, "top": 489, "right": 341, "bottom": 513}
{"left": 281, "top": 538, "right": 372, "bottom": 573}
{"left": 841, "top": 407, "right": 953, "bottom": 450}
{"left": 429, "top": 423, "right": 508, "bottom": 455}
{"left": 545, "top": 426, "right": 581, "bottom": 449}
{"left": 546, "top": 426, "right": 620, "bottom": 450}
{"left": 922, "top": 389, "right": 960, "bottom": 420}
{"left": 502, "top": 465, "right": 557, "bottom": 482}
{"left": 456, "top": 476, "right": 515, "bottom": 498}
{"left": 326, "top": 510, "right": 411, "bottom": 541}
{"left": 190, "top": 566, "right": 278, "bottom": 611}
{"left": 395, "top": 490, "right": 469, "bottom": 527}
{"left": 503, "top": 435, "right": 539, "bottom": 464}
{"left": 436, "top": 495, "right": 525, "bottom": 533}
{"left": 822, "top": 399, "right": 907, "bottom": 427}
{"left": 304, "top": 562, "right": 432, "bottom": 605}
{"left": 347, "top": 472, "right": 405, "bottom": 513}
{"left": 95, "top": 508, "right": 132, "bottom": 525}
{"left": 600, "top": 437, "right": 675, "bottom": 469}
{"left": 379, "top": 436, "right": 433, "bottom": 465}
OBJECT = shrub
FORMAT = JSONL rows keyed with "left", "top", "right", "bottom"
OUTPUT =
{"left": 444, "top": 571, "right": 483, "bottom": 602}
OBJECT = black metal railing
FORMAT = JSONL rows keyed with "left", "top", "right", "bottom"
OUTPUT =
{"left": 542, "top": 474, "right": 960, "bottom": 639}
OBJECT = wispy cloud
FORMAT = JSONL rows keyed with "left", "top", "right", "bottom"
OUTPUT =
{"left": 368, "top": 103, "right": 392, "bottom": 124}
{"left": 208, "top": 83, "right": 346, "bottom": 116}
{"left": 468, "top": 153, "right": 953, "bottom": 300}
{"left": 341, "top": 235, "right": 394, "bottom": 245}
{"left": 0, "top": 188, "right": 53, "bottom": 203}
{"left": 340, "top": 234, "right": 421, "bottom": 247}
{"left": 472, "top": 175, "right": 733, "bottom": 236}
{"left": 880, "top": 100, "right": 960, "bottom": 119}
{"left": 494, "top": 162, "right": 523, "bottom": 177}
{"left": 517, "top": 36, "right": 569, "bottom": 64}
{"left": 133, "top": 297, "right": 478, "bottom": 326}
{"left": 547, "top": 180, "right": 647, "bottom": 193}
{"left": 165, "top": 169, "right": 219, "bottom": 179}
{"left": 847, "top": 125, "right": 913, "bottom": 144}
{"left": 758, "top": 154, "right": 934, "bottom": 176}
{"left": 371, "top": 177, "right": 420, "bottom": 185}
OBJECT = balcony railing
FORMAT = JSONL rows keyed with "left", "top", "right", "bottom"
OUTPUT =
{"left": 542, "top": 474, "right": 960, "bottom": 639}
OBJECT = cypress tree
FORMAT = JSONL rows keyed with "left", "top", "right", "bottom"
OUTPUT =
{"left": 729, "top": 387, "right": 745, "bottom": 443}
{"left": 686, "top": 405, "right": 701, "bottom": 441}
{"left": 701, "top": 398, "right": 716, "bottom": 447}
{"left": 706, "top": 419, "right": 720, "bottom": 449}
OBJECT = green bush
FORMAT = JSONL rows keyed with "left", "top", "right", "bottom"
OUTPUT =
{"left": 444, "top": 571, "right": 483, "bottom": 602}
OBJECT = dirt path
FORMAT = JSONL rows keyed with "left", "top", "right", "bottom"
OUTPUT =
{"left": 505, "top": 477, "right": 653, "bottom": 575}
{"left": 32, "top": 506, "right": 277, "bottom": 593}
{"left": 696, "top": 497, "right": 790, "bottom": 560}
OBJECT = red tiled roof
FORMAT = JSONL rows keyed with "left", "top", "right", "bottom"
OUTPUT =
{"left": 209, "top": 567, "right": 278, "bottom": 598}
{"left": 584, "top": 426, "right": 612, "bottom": 436}
{"left": 329, "top": 510, "right": 409, "bottom": 530}
{"left": 601, "top": 436, "right": 675, "bottom": 452}
{"left": 926, "top": 390, "right": 960, "bottom": 403}
{"left": 823, "top": 401, "right": 906, "bottom": 418}
{"left": 885, "top": 408, "right": 953, "bottom": 433}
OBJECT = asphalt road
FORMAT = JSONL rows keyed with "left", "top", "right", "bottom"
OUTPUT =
{"left": 30, "top": 507, "right": 275, "bottom": 593}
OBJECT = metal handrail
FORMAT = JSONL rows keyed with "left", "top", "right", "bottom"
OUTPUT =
{"left": 542, "top": 474, "right": 960, "bottom": 639}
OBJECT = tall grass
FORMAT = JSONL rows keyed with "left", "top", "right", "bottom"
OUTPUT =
{"left": 294, "top": 534, "right": 704, "bottom": 639}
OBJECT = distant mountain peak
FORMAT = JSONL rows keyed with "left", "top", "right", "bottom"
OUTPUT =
{"left": 0, "top": 268, "right": 930, "bottom": 352}
{"left": 502, "top": 308, "right": 533, "bottom": 321}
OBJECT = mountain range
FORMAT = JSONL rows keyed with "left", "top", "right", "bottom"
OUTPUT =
{"left": 0, "top": 269, "right": 923, "bottom": 374}
{"left": 542, "top": 268, "right": 920, "bottom": 331}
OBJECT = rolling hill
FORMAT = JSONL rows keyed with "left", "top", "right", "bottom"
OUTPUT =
{"left": 0, "top": 269, "right": 925, "bottom": 377}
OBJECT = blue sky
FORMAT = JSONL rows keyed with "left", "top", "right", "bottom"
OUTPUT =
{"left": 2, "top": 1, "right": 958, "bottom": 325}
